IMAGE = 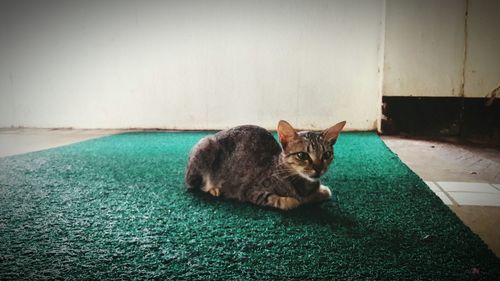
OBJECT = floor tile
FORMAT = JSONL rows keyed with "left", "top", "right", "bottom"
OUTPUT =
{"left": 448, "top": 192, "right": 500, "bottom": 207}
{"left": 434, "top": 192, "right": 453, "bottom": 205}
{"left": 436, "top": 182, "right": 499, "bottom": 193}
{"left": 424, "top": 181, "right": 441, "bottom": 192}
{"left": 382, "top": 136, "right": 500, "bottom": 257}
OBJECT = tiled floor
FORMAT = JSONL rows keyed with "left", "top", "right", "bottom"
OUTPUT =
{"left": 383, "top": 136, "right": 500, "bottom": 258}
{"left": 427, "top": 181, "right": 500, "bottom": 206}
{"left": 0, "top": 130, "right": 499, "bottom": 257}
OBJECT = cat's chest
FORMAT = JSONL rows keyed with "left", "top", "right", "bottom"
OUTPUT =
{"left": 264, "top": 173, "right": 319, "bottom": 198}
{"left": 294, "top": 180, "right": 320, "bottom": 197}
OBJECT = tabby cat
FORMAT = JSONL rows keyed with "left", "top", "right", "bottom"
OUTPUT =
{"left": 185, "top": 120, "right": 346, "bottom": 210}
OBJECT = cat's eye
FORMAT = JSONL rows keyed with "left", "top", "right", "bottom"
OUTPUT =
{"left": 296, "top": 152, "right": 310, "bottom": 161}
{"left": 323, "top": 151, "right": 333, "bottom": 160}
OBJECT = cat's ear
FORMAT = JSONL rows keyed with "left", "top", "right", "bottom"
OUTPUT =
{"left": 322, "top": 121, "right": 346, "bottom": 145}
{"left": 277, "top": 120, "right": 298, "bottom": 149}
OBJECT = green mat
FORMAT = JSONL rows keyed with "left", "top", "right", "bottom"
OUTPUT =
{"left": 0, "top": 132, "right": 499, "bottom": 280}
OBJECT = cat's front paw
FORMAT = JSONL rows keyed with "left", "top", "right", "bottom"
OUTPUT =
{"left": 302, "top": 185, "right": 332, "bottom": 204}
{"left": 318, "top": 185, "right": 332, "bottom": 199}
{"left": 268, "top": 195, "right": 300, "bottom": 210}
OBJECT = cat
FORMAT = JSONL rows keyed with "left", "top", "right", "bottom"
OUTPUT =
{"left": 185, "top": 120, "right": 346, "bottom": 210}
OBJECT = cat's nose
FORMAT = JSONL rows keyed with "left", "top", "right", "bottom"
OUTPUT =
{"left": 312, "top": 165, "right": 323, "bottom": 177}
{"left": 313, "top": 164, "right": 322, "bottom": 172}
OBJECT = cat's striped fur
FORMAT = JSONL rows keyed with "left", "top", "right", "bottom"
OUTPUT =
{"left": 185, "top": 120, "right": 346, "bottom": 210}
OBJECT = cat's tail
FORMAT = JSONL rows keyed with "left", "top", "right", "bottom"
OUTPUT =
{"left": 185, "top": 136, "right": 216, "bottom": 191}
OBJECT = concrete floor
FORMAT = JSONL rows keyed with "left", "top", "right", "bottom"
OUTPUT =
{"left": 0, "top": 129, "right": 499, "bottom": 257}
{"left": 0, "top": 128, "right": 124, "bottom": 157}
{"left": 382, "top": 136, "right": 500, "bottom": 258}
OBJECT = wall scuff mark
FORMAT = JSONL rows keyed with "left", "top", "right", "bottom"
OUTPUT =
{"left": 485, "top": 85, "right": 500, "bottom": 107}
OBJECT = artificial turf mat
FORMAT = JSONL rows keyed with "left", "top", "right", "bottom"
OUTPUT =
{"left": 0, "top": 132, "right": 499, "bottom": 280}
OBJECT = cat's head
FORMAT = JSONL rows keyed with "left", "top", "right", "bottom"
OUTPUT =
{"left": 277, "top": 120, "right": 346, "bottom": 182}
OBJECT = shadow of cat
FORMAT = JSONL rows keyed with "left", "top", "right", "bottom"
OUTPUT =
{"left": 281, "top": 203, "right": 358, "bottom": 231}
{"left": 187, "top": 189, "right": 358, "bottom": 232}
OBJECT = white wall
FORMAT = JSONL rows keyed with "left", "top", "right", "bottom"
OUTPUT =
{"left": 0, "top": 0, "right": 384, "bottom": 130}
{"left": 383, "top": 0, "right": 466, "bottom": 97}
{"left": 383, "top": 0, "right": 500, "bottom": 98}
{"left": 464, "top": 0, "right": 500, "bottom": 98}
